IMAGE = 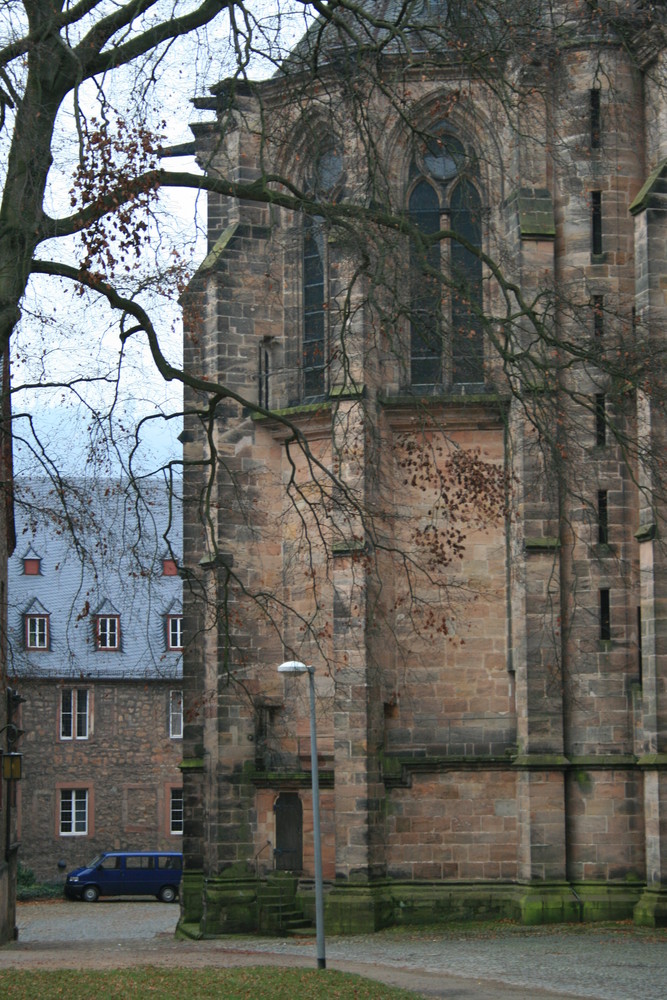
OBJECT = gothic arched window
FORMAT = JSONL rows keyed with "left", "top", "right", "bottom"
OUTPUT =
{"left": 408, "top": 130, "right": 484, "bottom": 388}
{"left": 450, "top": 180, "right": 483, "bottom": 384}
{"left": 409, "top": 180, "right": 442, "bottom": 385}
{"left": 302, "top": 144, "right": 343, "bottom": 400}
{"left": 303, "top": 215, "right": 326, "bottom": 398}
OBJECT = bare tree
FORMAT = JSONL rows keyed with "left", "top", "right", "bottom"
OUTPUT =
{"left": 0, "top": 0, "right": 662, "bottom": 686}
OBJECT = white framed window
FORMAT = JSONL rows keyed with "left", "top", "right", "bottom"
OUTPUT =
{"left": 26, "top": 614, "right": 49, "bottom": 650}
{"left": 60, "top": 789, "right": 88, "bottom": 835}
{"left": 61, "top": 689, "right": 89, "bottom": 740}
{"left": 170, "top": 787, "right": 184, "bottom": 835}
{"left": 96, "top": 614, "right": 120, "bottom": 650}
{"left": 169, "top": 689, "right": 183, "bottom": 739}
{"left": 167, "top": 614, "right": 183, "bottom": 651}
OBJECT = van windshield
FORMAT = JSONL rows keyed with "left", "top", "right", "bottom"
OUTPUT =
{"left": 87, "top": 854, "right": 105, "bottom": 869}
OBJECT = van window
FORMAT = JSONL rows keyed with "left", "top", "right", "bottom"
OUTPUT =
{"left": 125, "top": 856, "right": 153, "bottom": 869}
{"left": 98, "top": 856, "right": 120, "bottom": 870}
{"left": 158, "top": 856, "right": 179, "bottom": 870}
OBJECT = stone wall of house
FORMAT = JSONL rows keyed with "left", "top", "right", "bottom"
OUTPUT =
{"left": 16, "top": 678, "right": 183, "bottom": 882}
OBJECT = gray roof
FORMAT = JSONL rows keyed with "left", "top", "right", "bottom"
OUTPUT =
{"left": 279, "top": 1, "right": 511, "bottom": 75}
{"left": 277, "top": 2, "right": 657, "bottom": 80}
{"left": 8, "top": 479, "right": 183, "bottom": 681}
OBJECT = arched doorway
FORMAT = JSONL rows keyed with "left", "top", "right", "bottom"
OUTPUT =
{"left": 274, "top": 792, "right": 303, "bottom": 871}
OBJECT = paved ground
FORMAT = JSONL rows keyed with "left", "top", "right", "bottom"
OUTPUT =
{"left": 1, "top": 899, "right": 666, "bottom": 1000}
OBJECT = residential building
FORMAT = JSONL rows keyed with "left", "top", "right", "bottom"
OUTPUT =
{"left": 180, "top": 2, "right": 667, "bottom": 932}
{"left": 8, "top": 480, "right": 183, "bottom": 882}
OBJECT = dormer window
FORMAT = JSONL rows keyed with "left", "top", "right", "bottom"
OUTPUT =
{"left": 22, "top": 547, "right": 42, "bottom": 575}
{"left": 94, "top": 598, "right": 121, "bottom": 651}
{"left": 96, "top": 614, "right": 120, "bottom": 651}
{"left": 26, "top": 613, "right": 49, "bottom": 650}
{"left": 167, "top": 614, "right": 183, "bottom": 651}
{"left": 23, "top": 597, "right": 50, "bottom": 651}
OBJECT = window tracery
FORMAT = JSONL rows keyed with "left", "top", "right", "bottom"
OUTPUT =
{"left": 302, "top": 142, "right": 343, "bottom": 400}
{"left": 409, "top": 127, "right": 484, "bottom": 388}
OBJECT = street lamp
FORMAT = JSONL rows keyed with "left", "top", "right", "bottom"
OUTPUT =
{"left": 277, "top": 660, "right": 326, "bottom": 970}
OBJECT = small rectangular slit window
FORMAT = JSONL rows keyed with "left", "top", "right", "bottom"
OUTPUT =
{"left": 595, "top": 394, "right": 606, "bottom": 446}
{"left": 593, "top": 295, "right": 604, "bottom": 338}
{"left": 591, "top": 191, "right": 602, "bottom": 256}
{"left": 258, "top": 343, "right": 270, "bottom": 408}
{"left": 600, "top": 588, "right": 611, "bottom": 641}
{"left": 590, "top": 89, "right": 601, "bottom": 149}
{"left": 597, "top": 490, "right": 608, "bottom": 545}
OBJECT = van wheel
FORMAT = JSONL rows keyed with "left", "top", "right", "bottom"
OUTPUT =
{"left": 82, "top": 886, "right": 99, "bottom": 902}
{"left": 158, "top": 885, "right": 176, "bottom": 903}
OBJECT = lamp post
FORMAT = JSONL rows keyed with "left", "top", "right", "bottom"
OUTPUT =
{"left": 277, "top": 660, "right": 326, "bottom": 970}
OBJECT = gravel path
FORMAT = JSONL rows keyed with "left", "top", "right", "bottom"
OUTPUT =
{"left": 2, "top": 900, "right": 665, "bottom": 1000}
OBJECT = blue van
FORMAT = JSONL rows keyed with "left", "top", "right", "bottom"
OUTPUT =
{"left": 65, "top": 851, "right": 182, "bottom": 902}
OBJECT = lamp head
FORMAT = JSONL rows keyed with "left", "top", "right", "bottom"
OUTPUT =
{"left": 277, "top": 660, "right": 311, "bottom": 675}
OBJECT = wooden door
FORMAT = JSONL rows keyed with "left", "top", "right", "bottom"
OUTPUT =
{"left": 274, "top": 792, "right": 303, "bottom": 871}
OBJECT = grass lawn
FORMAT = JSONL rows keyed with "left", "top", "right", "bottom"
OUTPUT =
{"left": 0, "top": 966, "right": 420, "bottom": 999}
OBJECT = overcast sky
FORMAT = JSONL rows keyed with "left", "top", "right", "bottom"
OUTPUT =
{"left": 8, "top": 2, "right": 313, "bottom": 483}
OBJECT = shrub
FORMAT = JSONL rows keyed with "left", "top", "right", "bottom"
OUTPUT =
{"left": 16, "top": 863, "right": 64, "bottom": 901}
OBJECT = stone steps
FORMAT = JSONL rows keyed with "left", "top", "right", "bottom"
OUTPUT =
{"left": 257, "top": 875, "right": 313, "bottom": 934}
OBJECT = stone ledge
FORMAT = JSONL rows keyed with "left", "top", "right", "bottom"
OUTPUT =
{"left": 636, "top": 753, "right": 667, "bottom": 768}
{"left": 379, "top": 390, "right": 506, "bottom": 408}
{"left": 382, "top": 752, "right": 653, "bottom": 783}
{"left": 179, "top": 757, "right": 205, "bottom": 772}
{"left": 252, "top": 400, "right": 332, "bottom": 422}
{"left": 630, "top": 158, "right": 667, "bottom": 215}
{"left": 332, "top": 539, "right": 366, "bottom": 556}
{"left": 524, "top": 536, "right": 560, "bottom": 551}
{"left": 512, "top": 754, "right": 570, "bottom": 769}
{"left": 250, "top": 768, "right": 335, "bottom": 788}
{"left": 329, "top": 383, "right": 365, "bottom": 400}
{"left": 635, "top": 521, "right": 657, "bottom": 542}
{"left": 569, "top": 754, "right": 637, "bottom": 768}
{"left": 383, "top": 754, "right": 515, "bottom": 787}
